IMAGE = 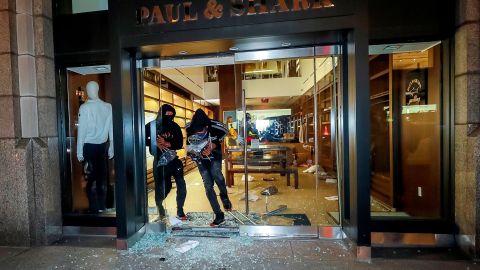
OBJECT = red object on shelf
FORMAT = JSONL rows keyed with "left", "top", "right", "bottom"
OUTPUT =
{"left": 323, "top": 125, "right": 330, "bottom": 136}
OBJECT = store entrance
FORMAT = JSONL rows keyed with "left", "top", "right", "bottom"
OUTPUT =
{"left": 141, "top": 45, "right": 344, "bottom": 236}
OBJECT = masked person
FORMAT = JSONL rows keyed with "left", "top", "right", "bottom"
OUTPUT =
{"left": 186, "top": 109, "right": 232, "bottom": 226}
{"left": 77, "top": 81, "right": 114, "bottom": 214}
{"left": 146, "top": 104, "right": 187, "bottom": 221}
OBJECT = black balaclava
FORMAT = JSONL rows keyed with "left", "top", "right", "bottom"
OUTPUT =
{"left": 158, "top": 104, "right": 176, "bottom": 124}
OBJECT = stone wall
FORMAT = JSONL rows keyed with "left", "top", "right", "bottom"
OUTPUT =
{"left": 0, "top": 0, "right": 61, "bottom": 246}
{"left": 455, "top": 0, "right": 480, "bottom": 259}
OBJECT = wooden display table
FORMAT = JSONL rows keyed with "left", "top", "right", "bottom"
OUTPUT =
{"left": 225, "top": 145, "right": 299, "bottom": 189}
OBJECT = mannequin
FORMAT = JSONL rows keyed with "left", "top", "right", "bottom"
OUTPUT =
{"left": 77, "top": 81, "right": 114, "bottom": 213}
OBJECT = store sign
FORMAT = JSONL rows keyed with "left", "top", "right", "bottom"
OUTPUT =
{"left": 137, "top": 0, "right": 335, "bottom": 25}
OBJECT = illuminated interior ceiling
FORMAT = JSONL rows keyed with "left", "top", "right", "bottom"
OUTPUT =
{"left": 246, "top": 96, "right": 297, "bottom": 109}
{"left": 139, "top": 32, "right": 339, "bottom": 58}
{"left": 243, "top": 61, "right": 282, "bottom": 75}
{"left": 369, "top": 41, "right": 440, "bottom": 70}
{"left": 368, "top": 41, "right": 440, "bottom": 55}
{"left": 67, "top": 65, "right": 110, "bottom": 75}
{"left": 393, "top": 50, "right": 433, "bottom": 70}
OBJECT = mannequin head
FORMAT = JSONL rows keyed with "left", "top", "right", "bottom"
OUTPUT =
{"left": 86, "top": 81, "right": 100, "bottom": 100}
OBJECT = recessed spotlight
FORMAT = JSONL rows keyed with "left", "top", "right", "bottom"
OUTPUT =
{"left": 179, "top": 50, "right": 188, "bottom": 55}
{"left": 281, "top": 42, "right": 291, "bottom": 47}
{"left": 229, "top": 47, "right": 239, "bottom": 51}
{"left": 384, "top": 45, "right": 402, "bottom": 51}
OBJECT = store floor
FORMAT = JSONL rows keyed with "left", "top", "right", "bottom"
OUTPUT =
{"left": 148, "top": 164, "right": 343, "bottom": 225}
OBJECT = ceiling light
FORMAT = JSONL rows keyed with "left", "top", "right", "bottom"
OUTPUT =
{"left": 94, "top": 66, "right": 108, "bottom": 71}
{"left": 229, "top": 47, "right": 239, "bottom": 51}
{"left": 384, "top": 45, "right": 402, "bottom": 51}
{"left": 244, "top": 69, "right": 274, "bottom": 74}
{"left": 281, "top": 42, "right": 291, "bottom": 47}
{"left": 179, "top": 50, "right": 188, "bottom": 55}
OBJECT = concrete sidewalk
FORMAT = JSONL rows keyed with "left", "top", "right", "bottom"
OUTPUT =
{"left": 0, "top": 233, "right": 477, "bottom": 270}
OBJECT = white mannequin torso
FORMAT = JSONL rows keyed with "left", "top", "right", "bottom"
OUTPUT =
{"left": 76, "top": 81, "right": 114, "bottom": 161}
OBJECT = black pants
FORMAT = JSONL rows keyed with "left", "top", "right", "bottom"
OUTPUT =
{"left": 153, "top": 157, "right": 187, "bottom": 213}
{"left": 196, "top": 159, "right": 231, "bottom": 214}
{"left": 83, "top": 143, "right": 108, "bottom": 212}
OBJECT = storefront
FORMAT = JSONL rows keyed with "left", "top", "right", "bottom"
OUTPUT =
{"left": 53, "top": 0, "right": 455, "bottom": 253}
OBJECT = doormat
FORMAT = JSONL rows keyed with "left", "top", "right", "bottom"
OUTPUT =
{"left": 270, "top": 214, "right": 311, "bottom": 226}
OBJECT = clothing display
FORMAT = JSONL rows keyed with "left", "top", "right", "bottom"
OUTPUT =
{"left": 298, "top": 122, "right": 306, "bottom": 143}
{"left": 76, "top": 82, "right": 114, "bottom": 161}
{"left": 83, "top": 142, "right": 108, "bottom": 212}
{"left": 76, "top": 81, "right": 113, "bottom": 213}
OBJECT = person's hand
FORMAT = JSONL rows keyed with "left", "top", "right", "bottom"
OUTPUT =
{"left": 201, "top": 142, "right": 215, "bottom": 157}
{"left": 157, "top": 135, "right": 166, "bottom": 146}
{"left": 157, "top": 135, "right": 171, "bottom": 151}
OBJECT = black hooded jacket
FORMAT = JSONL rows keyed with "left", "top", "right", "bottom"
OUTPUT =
{"left": 186, "top": 109, "right": 228, "bottom": 160}
{"left": 146, "top": 104, "right": 183, "bottom": 158}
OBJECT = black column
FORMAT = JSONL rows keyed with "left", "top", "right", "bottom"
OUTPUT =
{"left": 342, "top": 1, "right": 371, "bottom": 251}
{"left": 109, "top": 1, "right": 147, "bottom": 249}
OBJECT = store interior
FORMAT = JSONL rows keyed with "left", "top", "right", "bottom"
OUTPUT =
{"left": 143, "top": 54, "right": 344, "bottom": 226}
{"left": 63, "top": 41, "right": 444, "bottom": 227}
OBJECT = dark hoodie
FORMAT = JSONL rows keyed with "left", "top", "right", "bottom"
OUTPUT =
{"left": 186, "top": 109, "right": 228, "bottom": 160}
{"left": 146, "top": 104, "right": 183, "bottom": 157}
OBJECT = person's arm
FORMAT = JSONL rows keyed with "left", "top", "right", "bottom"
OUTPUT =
{"left": 210, "top": 120, "right": 228, "bottom": 142}
{"left": 185, "top": 122, "right": 192, "bottom": 146}
{"left": 107, "top": 105, "right": 114, "bottom": 159}
{"left": 76, "top": 106, "right": 87, "bottom": 162}
{"left": 169, "top": 123, "right": 184, "bottom": 150}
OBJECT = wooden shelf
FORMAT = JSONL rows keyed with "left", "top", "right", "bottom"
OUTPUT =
{"left": 160, "top": 100, "right": 174, "bottom": 106}
{"left": 317, "top": 82, "right": 333, "bottom": 93}
{"left": 370, "top": 69, "right": 389, "bottom": 80}
{"left": 370, "top": 91, "right": 389, "bottom": 100}
{"left": 144, "top": 95, "right": 160, "bottom": 101}
{"left": 369, "top": 54, "right": 381, "bottom": 62}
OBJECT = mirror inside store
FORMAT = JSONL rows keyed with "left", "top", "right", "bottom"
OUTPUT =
{"left": 144, "top": 51, "right": 343, "bottom": 227}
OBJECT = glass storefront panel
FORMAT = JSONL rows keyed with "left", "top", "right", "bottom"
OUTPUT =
{"left": 233, "top": 49, "right": 342, "bottom": 226}
{"left": 369, "top": 42, "right": 444, "bottom": 218}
